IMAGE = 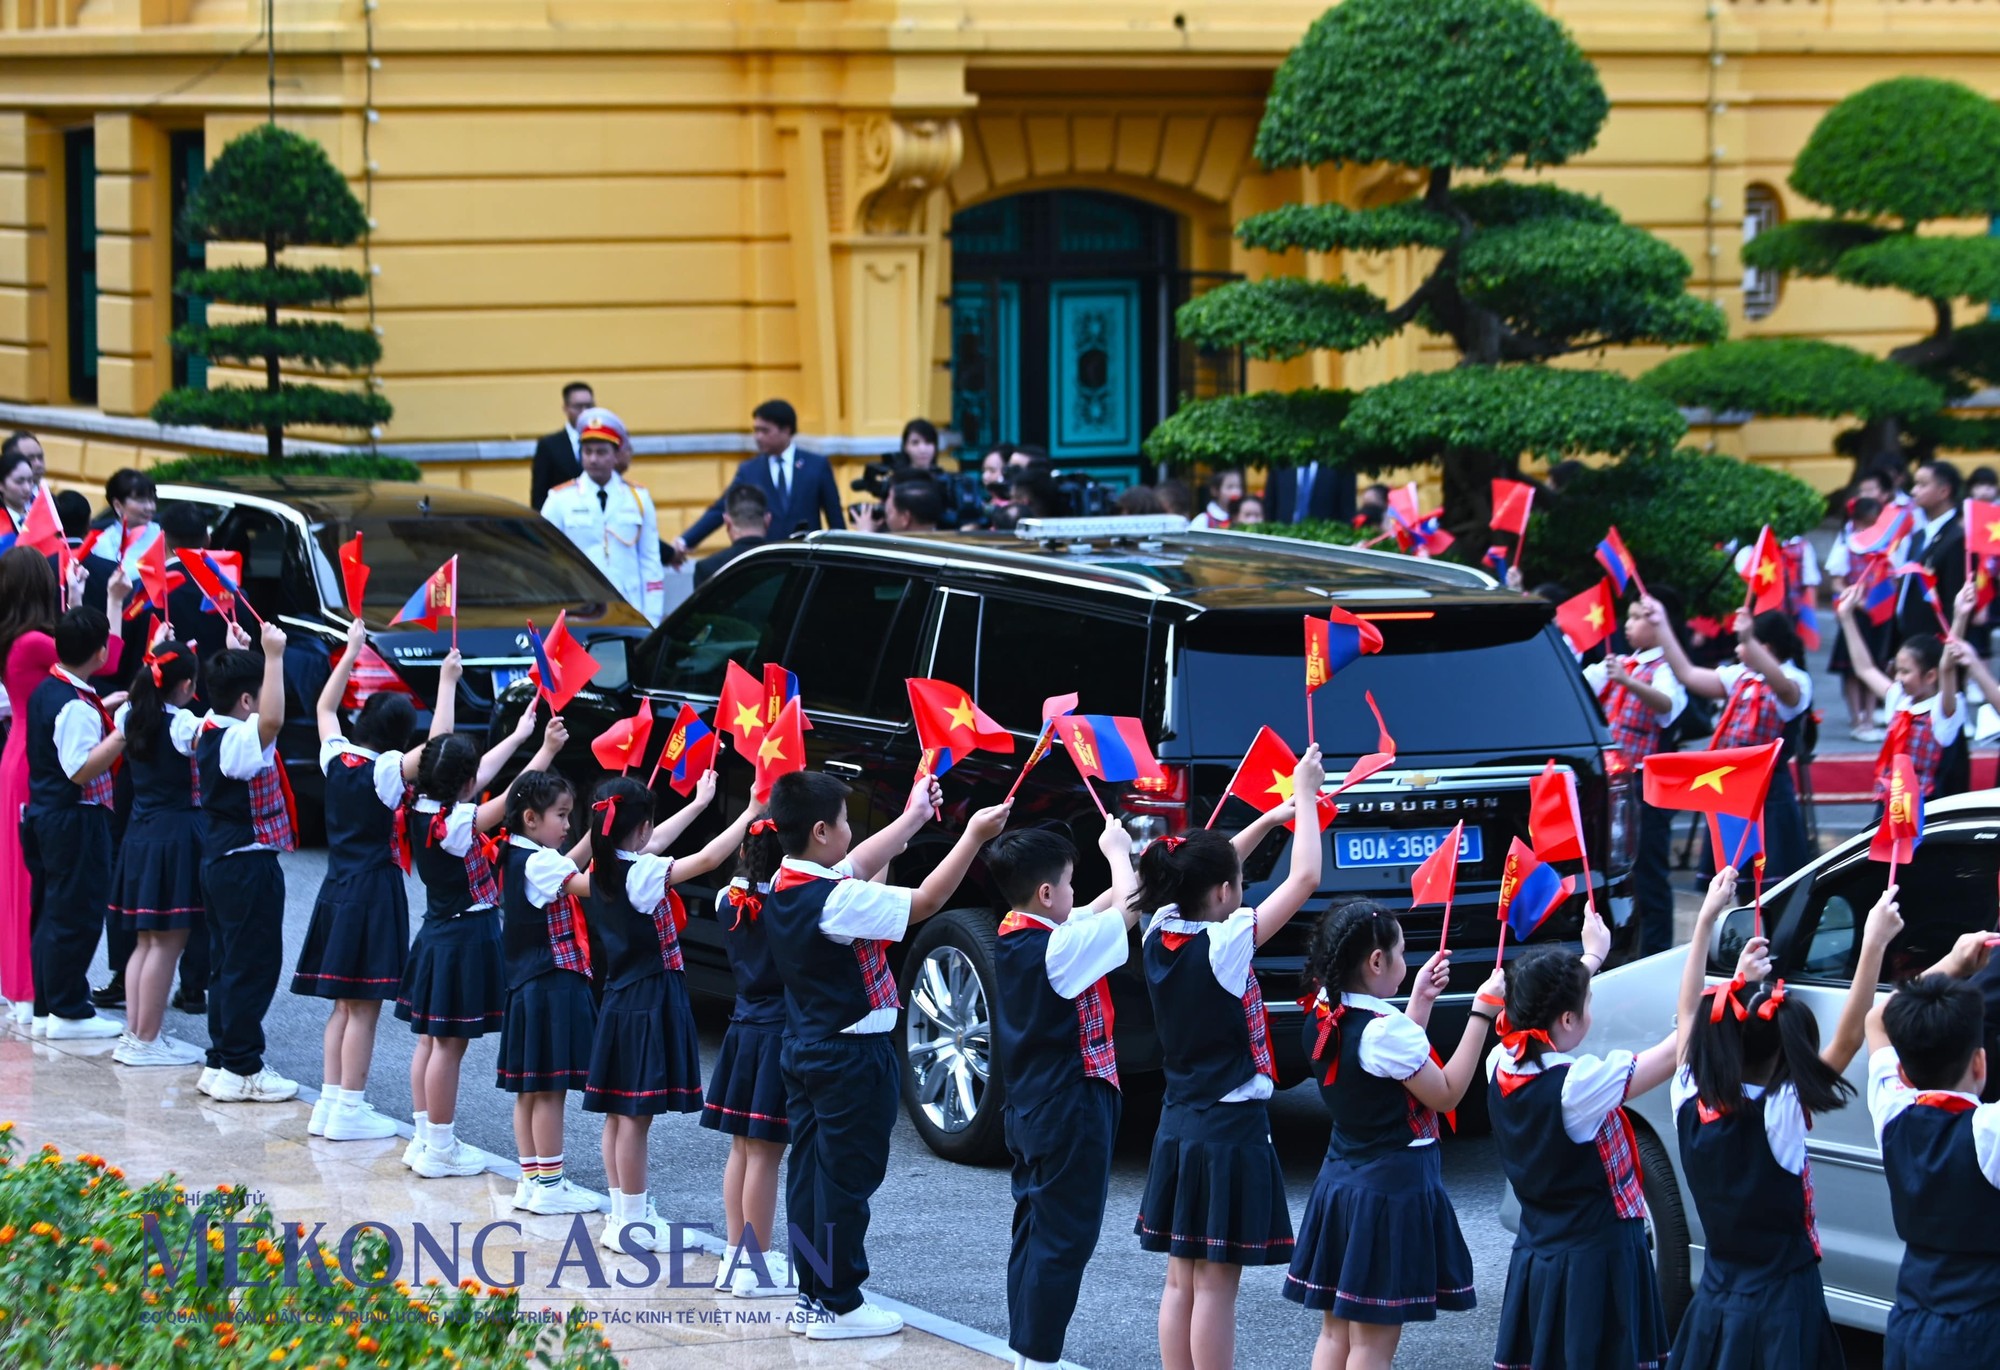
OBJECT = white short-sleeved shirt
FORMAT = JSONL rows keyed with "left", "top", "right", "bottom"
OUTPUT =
{"left": 1487, "top": 1045, "right": 1637, "bottom": 1144}
{"left": 1335, "top": 991, "right": 1437, "bottom": 1148}
{"left": 1147, "top": 905, "right": 1271, "bottom": 1103}
{"left": 319, "top": 736, "right": 408, "bottom": 810}
{"left": 1868, "top": 1046, "right": 2000, "bottom": 1187}
{"left": 1670, "top": 1065, "right": 1807, "bottom": 1174}
{"left": 1825, "top": 524, "right": 1859, "bottom": 581}
{"left": 1716, "top": 661, "right": 1814, "bottom": 724}
{"left": 113, "top": 701, "right": 201, "bottom": 758}
{"left": 51, "top": 667, "right": 110, "bottom": 783}
{"left": 618, "top": 850, "right": 676, "bottom": 913}
{"left": 1007, "top": 907, "right": 1130, "bottom": 1000}
{"left": 1885, "top": 682, "right": 1966, "bottom": 749}
{"left": 507, "top": 833, "right": 578, "bottom": 907}
{"left": 1583, "top": 647, "right": 1688, "bottom": 727}
{"left": 779, "top": 856, "right": 916, "bottom": 1035}
{"left": 205, "top": 712, "right": 281, "bottom": 853}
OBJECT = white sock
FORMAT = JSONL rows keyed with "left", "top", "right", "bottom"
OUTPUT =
{"left": 334, "top": 1086, "right": 356, "bottom": 1107}
{"left": 612, "top": 1190, "right": 640, "bottom": 1221}
{"left": 605, "top": 1186, "right": 623, "bottom": 1213}
{"left": 413, "top": 1110, "right": 429, "bottom": 1144}
{"left": 429, "top": 1120, "right": 454, "bottom": 1152}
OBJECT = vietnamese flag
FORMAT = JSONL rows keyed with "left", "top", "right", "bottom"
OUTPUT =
{"left": 1968, "top": 500, "right": 2000, "bottom": 558}
{"left": 335, "top": 640, "right": 417, "bottom": 710}
{"left": 1053, "top": 714, "right": 1164, "bottom": 784}
{"left": 1642, "top": 739, "right": 1782, "bottom": 820}
{"left": 1210, "top": 725, "right": 1334, "bottom": 831}
{"left": 907, "top": 677, "right": 1015, "bottom": 762}
{"left": 1554, "top": 578, "right": 1618, "bottom": 653}
{"left": 1869, "top": 754, "right": 1925, "bottom": 868}
{"left": 718, "top": 660, "right": 767, "bottom": 749}
{"left": 177, "top": 547, "right": 256, "bottom": 623}
{"left": 1410, "top": 820, "right": 1466, "bottom": 948}
{"left": 390, "top": 555, "right": 458, "bottom": 635}
{"left": 19, "top": 483, "right": 63, "bottom": 555}
{"left": 1528, "top": 760, "right": 1586, "bottom": 863}
{"left": 136, "top": 535, "right": 173, "bottom": 627}
{"left": 338, "top": 532, "right": 369, "bottom": 619}
{"left": 1742, "top": 526, "right": 1786, "bottom": 615}
{"left": 590, "top": 700, "right": 653, "bottom": 775}
{"left": 1490, "top": 478, "right": 1535, "bottom": 541}
{"left": 753, "top": 696, "right": 807, "bottom": 801}
{"left": 527, "top": 611, "right": 598, "bottom": 711}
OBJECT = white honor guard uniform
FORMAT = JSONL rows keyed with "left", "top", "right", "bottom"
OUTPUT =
{"left": 541, "top": 407, "right": 666, "bottom": 624}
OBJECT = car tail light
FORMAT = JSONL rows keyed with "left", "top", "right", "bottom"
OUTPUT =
{"left": 1603, "top": 747, "right": 1638, "bottom": 871}
{"left": 1120, "top": 764, "right": 1189, "bottom": 853}
{"left": 339, "top": 642, "right": 417, "bottom": 710}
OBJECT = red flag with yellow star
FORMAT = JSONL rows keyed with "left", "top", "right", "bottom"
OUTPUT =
{"left": 717, "top": 660, "right": 768, "bottom": 749}
{"left": 752, "top": 697, "right": 806, "bottom": 802}
{"left": 1553, "top": 578, "right": 1617, "bottom": 653}
{"left": 1214, "top": 726, "right": 1335, "bottom": 832}
{"left": 1967, "top": 499, "right": 2000, "bottom": 558}
{"left": 1641, "top": 740, "right": 1782, "bottom": 820}
{"left": 1742, "top": 525, "right": 1786, "bottom": 615}
{"left": 906, "top": 677, "right": 1016, "bottom": 760}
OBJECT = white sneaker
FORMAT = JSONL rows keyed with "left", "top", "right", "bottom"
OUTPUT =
{"left": 212, "top": 1068, "right": 299, "bottom": 1103}
{"left": 522, "top": 1179, "right": 601, "bottom": 1216}
{"left": 308, "top": 1094, "right": 331, "bottom": 1136}
{"left": 7, "top": 1000, "right": 28, "bottom": 1026}
{"left": 731, "top": 1250, "right": 795, "bottom": 1299}
{"left": 785, "top": 1296, "right": 825, "bottom": 1336}
{"left": 197, "top": 1066, "right": 221, "bottom": 1096}
{"left": 30, "top": 1015, "right": 51, "bottom": 1037}
{"left": 713, "top": 1244, "right": 738, "bottom": 1292}
{"left": 45, "top": 1013, "right": 126, "bottom": 1040}
{"left": 113, "top": 1036, "right": 202, "bottom": 1068}
{"left": 599, "top": 1215, "right": 627, "bottom": 1252}
{"left": 806, "top": 1298, "right": 903, "bottom": 1341}
{"left": 401, "top": 1136, "right": 424, "bottom": 1169}
{"left": 410, "top": 1140, "right": 487, "bottom": 1178}
{"left": 511, "top": 1178, "right": 533, "bottom": 1211}
{"left": 322, "top": 1101, "right": 400, "bottom": 1141}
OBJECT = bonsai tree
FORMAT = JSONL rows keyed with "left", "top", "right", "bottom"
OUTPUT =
{"left": 1145, "top": 0, "right": 1725, "bottom": 534}
{"left": 1645, "top": 77, "right": 2000, "bottom": 475}
{"left": 152, "top": 125, "right": 391, "bottom": 458}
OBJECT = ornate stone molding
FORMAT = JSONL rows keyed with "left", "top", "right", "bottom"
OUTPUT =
{"left": 850, "top": 116, "right": 963, "bottom": 235}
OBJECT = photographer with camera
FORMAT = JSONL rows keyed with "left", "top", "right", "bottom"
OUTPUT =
{"left": 852, "top": 476, "right": 945, "bottom": 535}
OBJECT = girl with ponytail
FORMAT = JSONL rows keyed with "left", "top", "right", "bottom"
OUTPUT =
{"left": 1666, "top": 869, "right": 1900, "bottom": 1370}
{"left": 1286, "top": 900, "right": 1504, "bottom": 1364}
{"left": 583, "top": 765, "right": 758, "bottom": 1255}
{"left": 397, "top": 700, "right": 563, "bottom": 1180}
{"left": 294, "top": 620, "right": 431, "bottom": 1143}
{"left": 1487, "top": 897, "right": 1685, "bottom": 1370}
{"left": 107, "top": 636, "right": 204, "bottom": 1067}
{"left": 1133, "top": 744, "right": 1324, "bottom": 1370}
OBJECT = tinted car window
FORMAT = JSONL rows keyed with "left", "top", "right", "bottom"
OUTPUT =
{"left": 976, "top": 596, "right": 1148, "bottom": 733}
{"left": 643, "top": 561, "right": 805, "bottom": 697}
{"left": 209, "top": 504, "right": 318, "bottom": 619}
{"left": 1180, "top": 610, "right": 1586, "bottom": 755}
{"left": 787, "top": 565, "right": 930, "bottom": 718}
{"left": 307, "top": 514, "right": 617, "bottom": 610}
{"left": 1790, "top": 835, "right": 2000, "bottom": 986}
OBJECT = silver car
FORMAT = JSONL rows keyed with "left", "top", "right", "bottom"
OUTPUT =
{"left": 1502, "top": 791, "right": 2000, "bottom": 1333}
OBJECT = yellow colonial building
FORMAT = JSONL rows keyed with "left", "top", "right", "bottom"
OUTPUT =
{"left": 0, "top": 0, "right": 1994, "bottom": 529}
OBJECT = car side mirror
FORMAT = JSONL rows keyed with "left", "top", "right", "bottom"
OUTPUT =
{"left": 1712, "top": 905, "right": 1758, "bottom": 975}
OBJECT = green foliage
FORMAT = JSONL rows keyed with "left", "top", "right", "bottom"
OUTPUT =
{"left": 1790, "top": 76, "right": 2000, "bottom": 224}
{"left": 153, "top": 383, "right": 393, "bottom": 433}
{"left": 1452, "top": 180, "right": 1621, "bottom": 228}
{"left": 1835, "top": 234, "right": 2000, "bottom": 303}
{"left": 0, "top": 1127, "right": 621, "bottom": 1369}
{"left": 1342, "top": 366, "right": 1686, "bottom": 466}
{"left": 180, "top": 123, "right": 367, "bottom": 249}
{"left": 1254, "top": 0, "right": 1607, "bottom": 173}
{"left": 1236, "top": 201, "right": 1460, "bottom": 254}
{"left": 176, "top": 265, "right": 365, "bottom": 307}
{"left": 1459, "top": 219, "right": 1725, "bottom": 346}
{"left": 1644, "top": 338, "right": 1945, "bottom": 424}
{"left": 1174, "top": 278, "right": 1395, "bottom": 360}
{"left": 1527, "top": 449, "right": 1825, "bottom": 617}
{"left": 148, "top": 452, "right": 422, "bottom": 483}
{"left": 1935, "top": 320, "right": 2000, "bottom": 392}
{"left": 1739, "top": 219, "right": 1888, "bottom": 279}
{"left": 1143, "top": 389, "right": 1357, "bottom": 471}
{"left": 1241, "top": 519, "right": 1371, "bottom": 547}
{"left": 171, "top": 321, "right": 382, "bottom": 370}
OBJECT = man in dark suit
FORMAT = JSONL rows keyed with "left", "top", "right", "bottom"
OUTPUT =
{"left": 529, "top": 380, "right": 594, "bottom": 510}
{"left": 672, "top": 398, "right": 845, "bottom": 557}
{"left": 693, "top": 484, "right": 774, "bottom": 588}
{"left": 1895, "top": 458, "right": 1966, "bottom": 645}
{"left": 1264, "top": 460, "right": 1356, "bottom": 526}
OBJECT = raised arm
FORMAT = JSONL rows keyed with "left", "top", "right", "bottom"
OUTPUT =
{"left": 255, "top": 622, "right": 286, "bottom": 749}
{"left": 846, "top": 773, "right": 941, "bottom": 881}
{"left": 1836, "top": 585, "right": 1893, "bottom": 701}
{"left": 1946, "top": 637, "right": 2000, "bottom": 714}
{"left": 318, "top": 618, "right": 367, "bottom": 744}
{"left": 1252, "top": 745, "right": 1326, "bottom": 947}
{"left": 665, "top": 791, "right": 761, "bottom": 883}
{"left": 474, "top": 716, "right": 566, "bottom": 832}
{"left": 1081, "top": 817, "right": 1140, "bottom": 925}
{"left": 642, "top": 770, "right": 719, "bottom": 857}
{"left": 909, "top": 801, "right": 1013, "bottom": 924}
{"left": 1230, "top": 800, "right": 1295, "bottom": 865}
{"left": 1825, "top": 887, "right": 1903, "bottom": 1074}
{"left": 1404, "top": 968, "right": 1506, "bottom": 1114}
{"left": 1646, "top": 595, "right": 1725, "bottom": 699}
{"left": 1677, "top": 867, "right": 1742, "bottom": 1061}
{"left": 1733, "top": 612, "right": 1802, "bottom": 709}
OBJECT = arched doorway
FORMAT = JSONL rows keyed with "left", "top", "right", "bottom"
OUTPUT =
{"left": 948, "top": 189, "right": 1236, "bottom": 477}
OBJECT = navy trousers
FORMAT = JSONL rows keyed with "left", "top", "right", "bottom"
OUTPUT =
{"left": 1635, "top": 801, "right": 1676, "bottom": 956}
{"left": 780, "top": 1032, "right": 900, "bottom": 1314}
{"left": 1006, "top": 1079, "right": 1121, "bottom": 1363}
{"left": 200, "top": 851, "right": 284, "bottom": 1075}
{"left": 23, "top": 806, "right": 112, "bottom": 1020}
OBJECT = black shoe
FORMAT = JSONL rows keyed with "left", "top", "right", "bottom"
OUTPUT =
{"left": 172, "top": 987, "right": 206, "bottom": 1014}
{"left": 91, "top": 974, "right": 125, "bottom": 1010}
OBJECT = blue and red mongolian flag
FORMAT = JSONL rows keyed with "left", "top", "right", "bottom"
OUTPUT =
{"left": 391, "top": 555, "right": 458, "bottom": 633}
{"left": 650, "top": 702, "right": 718, "bottom": 797}
{"left": 1496, "top": 837, "right": 1574, "bottom": 945}
{"left": 1053, "top": 714, "right": 1164, "bottom": 785}
{"left": 1594, "top": 525, "right": 1640, "bottom": 596}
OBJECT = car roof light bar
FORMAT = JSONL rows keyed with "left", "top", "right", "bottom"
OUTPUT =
{"left": 1013, "top": 515, "right": 1190, "bottom": 544}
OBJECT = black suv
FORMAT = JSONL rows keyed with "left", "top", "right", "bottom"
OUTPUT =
{"left": 501, "top": 522, "right": 1638, "bottom": 1162}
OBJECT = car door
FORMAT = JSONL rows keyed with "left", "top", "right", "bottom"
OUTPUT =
{"left": 1777, "top": 823, "right": 2000, "bottom": 1313}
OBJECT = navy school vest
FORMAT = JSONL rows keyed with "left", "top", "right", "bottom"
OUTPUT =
{"left": 1883, "top": 1097, "right": 2000, "bottom": 1315}
{"left": 1674, "top": 1089, "right": 1818, "bottom": 1276}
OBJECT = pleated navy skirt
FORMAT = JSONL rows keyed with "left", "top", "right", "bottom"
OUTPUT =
{"left": 394, "top": 912, "right": 504, "bottom": 1038}
{"left": 496, "top": 968, "right": 597, "bottom": 1094}
{"left": 1135, "top": 1099, "right": 1294, "bottom": 1266}
{"left": 1671, "top": 1257, "right": 1842, "bottom": 1370}
{"left": 292, "top": 862, "right": 409, "bottom": 1001}
{"left": 1283, "top": 1142, "right": 1476, "bottom": 1323}
{"left": 700, "top": 1018, "right": 790, "bottom": 1142}
{"left": 1886, "top": 1301, "right": 2000, "bottom": 1370}
{"left": 111, "top": 809, "right": 205, "bottom": 931}
{"left": 583, "top": 970, "right": 703, "bottom": 1117}
{"left": 1494, "top": 1218, "right": 1669, "bottom": 1370}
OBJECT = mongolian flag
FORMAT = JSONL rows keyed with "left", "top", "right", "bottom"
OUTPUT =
{"left": 762, "top": 663, "right": 812, "bottom": 732}
{"left": 590, "top": 699, "right": 654, "bottom": 775}
{"left": 1528, "top": 760, "right": 1587, "bottom": 863}
{"left": 1490, "top": 478, "right": 1535, "bottom": 542}
{"left": 1895, "top": 563, "right": 1951, "bottom": 635}
{"left": 1387, "top": 483, "right": 1454, "bottom": 558}
{"left": 1005, "top": 693, "right": 1077, "bottom": 801}
{"left": 1554, "top": 578, "right": 1618, "bottom": 654}
{"left": 1861, "top": 558, "right": 1899, "bottom": 626}
{"left": 907, "top": 677, "right": 1015, "bottom": 774}
{"left": 1706, "top": 811, "right": 1765, "bottom": 878}
{"left": 134, "top": 535, "right": 175, "bottom": 626}
{"left": 1642, "top": 740, "right": 1782, "bottom": 821}
{"left": 1742, "top": 526, "right": 1786, "bottom": 615}
{"left": 1967, "top": 499, "right": 2000, "bottom": 559}
{"left": 1852, "top": 503, "right": 1915, "bottom": 557}
{"left": 526, "top": 611, "right": 598, "bottom": 711}
{"left": 752, "top": 696, "right": 807, "bottom": 801}
{"left": 1496, "top": 838, "right": 1573, "bottom": 942}
{"left": 1594, "top": 526, "right": 1640, "bottom": 596}
{"left": 718, "top": 660, "right": 768, "bottom": 748}
{"left": 338, "top": 532, "right": 369, "bottom": 619}
{"left": 390, "top": 555, "right": 458, "bottom": 633}
{"left": 1483, "top": 546, "right": 1511, "bottom": 578}
{"left": 1793, "top": 584, "right": 1822, "bottom": 652}
{"left": 1052, "top": 714, "right": 1164, "bottom": 785}
{"left": 177, "top": 547, "right": 259, "bottom": 623}
{"left": 1870, "top": 754, "right": 1925, "bottom": 868}
{"left": 651, "top": 703, "right": 719, "bottom": 798}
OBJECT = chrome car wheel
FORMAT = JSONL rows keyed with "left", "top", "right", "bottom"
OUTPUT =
{"left": 905, "top": 944, "right": 991, "bottom": 1135}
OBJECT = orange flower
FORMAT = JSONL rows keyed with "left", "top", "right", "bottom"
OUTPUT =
{"left": 268, "top": 1350, "right": 286, "bottom": 1362}
{"left": 265, "top": 1250, "right": 283, "bottom": 1266}
{"left": 459, "top": 1277, "right": 479, "bottom": 1292}
{"left": 0, "top": 1225, "right": 15, "bottom": 1244}
{"left": 356, "top": 1337, "right": 378, "bottom": 1354}
{"left": 148, "top": 1263, "right": 165, "bottom": 1278}
{"left": 90, "top": 1237, "right": 111, "bottom": 1254}
{"left": 215, "top": 1184, "right": 232, "bottom": 1194}
{"left": 106, "top": 1167, "right": 123, "bottom": 1180}
{"left": 40, "top": 1142, "right": 58, "bottom": 1156}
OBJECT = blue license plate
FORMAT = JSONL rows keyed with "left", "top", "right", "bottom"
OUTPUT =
{"left": 492, "top": 667, "right": 529, "bottom": 693}
{"left": 1333, "top": 826, "right": 1483, "bottom": 870}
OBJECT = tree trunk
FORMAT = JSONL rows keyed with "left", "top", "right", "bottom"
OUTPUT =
{"left": 1440, "top": 447, "right": 1508, "bottom": 547}
{"left": 264, "top": 234, "right": 282, "bottom": 461}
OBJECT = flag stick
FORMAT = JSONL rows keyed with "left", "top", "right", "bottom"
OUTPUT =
{"left": 1753, "top": 856, "right": 1766, "bottom": 944}
{"left": 1438, "top": 894, "right": 1455, "bottom": 955}
{"left": 1494, "top": 916, "right": 1508, "bottom": 968}
{"left": 451, "top": 609, "right": 459, "bottom": 653}
{"left": 1005, "top": 722, "right": 1052, "bottom": 803}
{"left": 1079, "top": 778, "right": 1109, "bottom": 819}
{"left": 1305, "top": 687, "right": 1316, "bottom": 748}
{"left": 1206, "top": 746, "right": 1254, "bottom": 830}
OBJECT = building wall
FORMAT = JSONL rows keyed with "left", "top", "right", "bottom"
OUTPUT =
{"left": 2, "top": 0, "right": 1998, "bottom": 524}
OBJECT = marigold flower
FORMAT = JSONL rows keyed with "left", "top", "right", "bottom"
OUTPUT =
{"left": 0, "top": 1120, "right": 14, "bottom": 1132}
{"left": 40, "top": 1142, "right": 58, "bottom": 1156}
{"left": 266, "top": 1250, "right": 283, "bottom": 1266}
{"left": 149, "top": 1263, "right": 165, "bottom": 1278}
{"left": 106, "top": 1167, "right": 123, "bottom": 1180}
{"left": 0, "top": 1225, "right": 15, "bottom": 1244}
{"left": 357, "top": 1336, "right": 378, "bottom": 1353}
{"left": 459, "top": 1277, "right": 479, "bottom": 1291}
{"left": 91, "top": 1237, "right": 111, "bottom": 1254}
{"left": 269, "top": 1350, "right": 286, "bottom": 1362}
{"left": 215, "top": 1183, "right": 232, "bottom": 1194}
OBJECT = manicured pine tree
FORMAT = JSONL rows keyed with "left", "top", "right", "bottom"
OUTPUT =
{"left": 152, "top": 124, "right": 391, "bottom": 459}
